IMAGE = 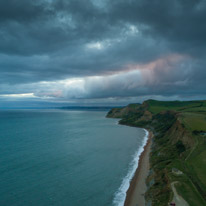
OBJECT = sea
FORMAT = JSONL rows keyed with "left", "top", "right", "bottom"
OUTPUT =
{"left": 0, "top": 109, "right": 148, "bottom": 206}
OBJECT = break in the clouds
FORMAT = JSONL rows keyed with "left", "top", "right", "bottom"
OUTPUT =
{"left": 0, "top": 0, "right": 206, "bottom": 106}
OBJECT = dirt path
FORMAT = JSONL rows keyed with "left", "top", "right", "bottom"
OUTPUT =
{"left": 171, "top": 182, "right": 189, "bottom": 206}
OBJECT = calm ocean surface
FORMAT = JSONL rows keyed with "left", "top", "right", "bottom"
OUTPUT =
{"left": 0, "top": 109, "right": 146, "bottom": 206}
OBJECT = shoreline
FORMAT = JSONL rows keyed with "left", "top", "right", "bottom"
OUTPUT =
{"left": 124, "top": 130, "right": 153, "bottom": 206}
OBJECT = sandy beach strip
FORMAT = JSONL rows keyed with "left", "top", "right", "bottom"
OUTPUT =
{"left": 124, "top": 131, "right": 153, "bottom": 206}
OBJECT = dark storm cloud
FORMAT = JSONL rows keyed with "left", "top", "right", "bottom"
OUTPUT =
{"left": 0, "top": 0, "right": 206, "bottom": 102}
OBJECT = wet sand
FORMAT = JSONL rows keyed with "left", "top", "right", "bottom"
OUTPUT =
{"left": 124, "top": 131, "right": 153, "bottom": 206}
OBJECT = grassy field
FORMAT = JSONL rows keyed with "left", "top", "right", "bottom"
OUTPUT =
{"left": 146, "top": 99, "right": 206, "bottom": 114}
{"left": 175, "top": 178, "right": 206, "bottom": 206}
{"left": 172, "top": 137, "right": 206, "bottom": 205}
{"left": 180, "top": 112, "right": 206, "bottom": 131}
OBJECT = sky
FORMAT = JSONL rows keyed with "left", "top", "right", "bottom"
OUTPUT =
{"left": 0, "top": 0, "right": 206, "bottom": 107}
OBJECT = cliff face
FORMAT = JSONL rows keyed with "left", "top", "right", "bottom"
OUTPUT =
{"left": 106, "top": 103, "right": 141, "bottom": 118}
{"left": 107, "top": 100, "right": 206, "bottom": 206}
{"left": 145, "top": 114, "right": 190, "bottom": 205}
{"left": 166, "top": 119, "right": 195, "bottom": 148}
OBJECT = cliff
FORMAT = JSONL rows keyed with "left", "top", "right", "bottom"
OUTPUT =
{"left": 107, "top": 99, "right": 206, "bottom": 206}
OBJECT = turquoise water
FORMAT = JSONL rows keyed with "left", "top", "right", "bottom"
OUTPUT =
{"left": 0, "top": 109, "right": 146, "bottom": 206}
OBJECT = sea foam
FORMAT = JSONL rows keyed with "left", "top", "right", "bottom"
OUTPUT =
{"left": 113, "top": 129, "right": 149, "bottom": 206}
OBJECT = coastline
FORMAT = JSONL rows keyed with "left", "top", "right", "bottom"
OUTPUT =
{"left": 108, "top": 99, "right": 206, "bottom": 206}
{"left": 124, "top": 130, "right": 153, "bottom": 206}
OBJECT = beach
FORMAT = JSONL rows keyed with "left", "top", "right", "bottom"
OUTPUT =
{"left": 124, "top": 131, "right": 153, "bottom": 206}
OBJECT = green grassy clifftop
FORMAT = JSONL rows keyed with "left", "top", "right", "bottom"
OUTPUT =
{"left": 107, "top": 99, "right": 206, "bottom": 206}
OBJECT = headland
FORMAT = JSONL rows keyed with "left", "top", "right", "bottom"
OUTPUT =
{"left": 107, "top": 99, "right": 206, "bottom": 206}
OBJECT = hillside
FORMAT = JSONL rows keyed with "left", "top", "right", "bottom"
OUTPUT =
{"left": 107, "top": 100, "right": 206, "bottom": 206}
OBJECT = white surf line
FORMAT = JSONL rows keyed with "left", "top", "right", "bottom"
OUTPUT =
{"left": 113, "top": 129, "right": 149, "bottom": 206}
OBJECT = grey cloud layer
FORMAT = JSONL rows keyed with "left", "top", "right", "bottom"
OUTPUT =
{"left": 0, "top": 0, "right": 206, "bottom": 102}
